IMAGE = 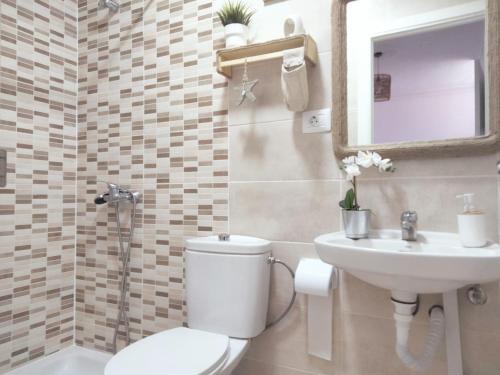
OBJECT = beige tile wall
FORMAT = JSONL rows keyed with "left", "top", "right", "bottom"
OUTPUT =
{"left": 75, "top": 0, "right": 229, "bottom": 352}
{"left": 229, "top": 1, "right": 500, "bottom": 374}
{"left": 0, "top": 0, "right": 78, "bottom": 373}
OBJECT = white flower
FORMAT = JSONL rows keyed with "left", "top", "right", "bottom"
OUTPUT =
{"left": 342, "top": 156, "right": 356, "bottom": 165}
{"left": 371, "top": 152, "right": 382, "bottom": 166}
{"left": 340, "top": 151, "right": 394, "bottom": 181}
{"left": 356, "top": 151, "right": 374, "bottom": 168}
{"left": 378, "top": 159, "right": 393, "bottom": 172}
{"left": 344, "top": 163, "right": 361, "bottom": 181}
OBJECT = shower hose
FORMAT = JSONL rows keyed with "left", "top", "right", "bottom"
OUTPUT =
{"left": 112, "top": 194, "right": 137, "bottom": 353}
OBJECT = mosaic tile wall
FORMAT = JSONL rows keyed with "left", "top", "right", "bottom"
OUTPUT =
{"left": 75, "top": 0, "right": 229, "bottom": 352}
{"left": 0, "top": 0, "right": 78, "bottom": 372}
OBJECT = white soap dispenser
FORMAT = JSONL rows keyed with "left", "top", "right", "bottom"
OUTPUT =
{"left": 456, "top": 193, "right": 488, "bottom": 248}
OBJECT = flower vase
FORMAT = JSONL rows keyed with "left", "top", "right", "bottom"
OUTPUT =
{"left": 224, "top": 23, "right": 248, "bottom": 48}
{"left": 342, "top": 209, "right": 371, "bottom": 239}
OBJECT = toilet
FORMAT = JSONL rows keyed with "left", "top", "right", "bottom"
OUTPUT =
{"left": 105, "top": 235, "right": 272, "bottom": 375}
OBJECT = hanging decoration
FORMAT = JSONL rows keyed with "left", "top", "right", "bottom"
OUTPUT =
{"left": 234, "top": 59, "right": 259, "bottom": 106}
{"left": 374, "top": 52, "right": 391, "bottom": 102}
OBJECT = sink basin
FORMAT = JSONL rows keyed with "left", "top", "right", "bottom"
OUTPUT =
{"left": 314, "top": 230, "right": 500, "bottom": 294}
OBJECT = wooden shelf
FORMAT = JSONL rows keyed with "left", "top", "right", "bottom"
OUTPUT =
{"left": 216, "top": 35, "right": 318, "bottom": 78}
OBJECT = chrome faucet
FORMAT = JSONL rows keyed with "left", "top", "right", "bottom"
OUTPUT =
{"left": 94, "top": 181, "right": 141, "bottom": 205}
{"left": 401, "top": 211, "right": 418, "bottom": 241}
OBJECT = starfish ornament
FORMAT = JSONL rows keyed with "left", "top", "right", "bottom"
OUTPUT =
{"left": 234, "top": 60, "right": 259, "bottom": 106}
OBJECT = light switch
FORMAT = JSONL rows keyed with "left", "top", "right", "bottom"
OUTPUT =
{"left": 302, "top": 108, "right": 332, "bottom": 134}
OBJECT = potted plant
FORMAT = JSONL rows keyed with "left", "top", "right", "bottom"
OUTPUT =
{"left": 339, "top": 151, "right": 395, "bottom": 239}
{"left": 217, "top": 1, "right": 255, "bottom": 48}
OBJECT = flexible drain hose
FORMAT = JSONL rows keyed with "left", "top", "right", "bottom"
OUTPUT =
{"left": 112, "top": 194, "right": 137, "bottom": 353}
{"left": 395, "top": 306, "right": 445, "bottom": 372}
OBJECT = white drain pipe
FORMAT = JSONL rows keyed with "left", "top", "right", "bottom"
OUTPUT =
{"left": 391, "top": 292, "right": 446, "bottom": 373}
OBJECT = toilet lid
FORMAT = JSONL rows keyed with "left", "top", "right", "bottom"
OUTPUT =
{"left": 105, "top": 327, "right": 230, "bottom": 375}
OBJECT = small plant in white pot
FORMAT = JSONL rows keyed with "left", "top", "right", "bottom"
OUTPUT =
{"left": 217, "top": 1, "right": 255, "bottom": 48}
{"left": 339, "top": 151, "right": 395, "bottom": 239}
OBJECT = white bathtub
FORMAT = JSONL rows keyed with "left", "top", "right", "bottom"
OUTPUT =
{"left": 5, "top": 346, "right": 112, "bottom": 375}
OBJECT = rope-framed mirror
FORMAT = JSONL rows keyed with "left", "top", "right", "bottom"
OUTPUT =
{"left": 332, "top": 0, "right": 500, "bottom": 159}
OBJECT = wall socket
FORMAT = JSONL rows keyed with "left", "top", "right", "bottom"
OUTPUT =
{"left": 302, "top": 108, "right": 332, "bottom": 134}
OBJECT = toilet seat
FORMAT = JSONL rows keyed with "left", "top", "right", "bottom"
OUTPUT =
{"left": 105, "top": 327, "right": 231, "bottom": 375}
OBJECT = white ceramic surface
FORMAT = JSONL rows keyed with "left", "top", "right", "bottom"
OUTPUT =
{"left": 106, "top": 328, "right": 229, "bottom": 375}
{"left": 5, "top": 346, "right": 111, "bottom": 375}
{"left": 185, "top": 235, "right": 271, "bottom": 254}
{"left": 224, "top": 24, "right": 248, "bottom": 48}
{"left": 106, "top": 235, "right": 269, "bottom": 375}
{"left": 315, "top": 230, "right": 500, "bottom": 293}
{"left": 105, "top": 327, "right": 250, "bottom": 375}
{"left": 186, "top": 236, "right": 272, "bottom": 338}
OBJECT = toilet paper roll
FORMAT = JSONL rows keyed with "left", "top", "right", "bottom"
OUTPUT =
{"left": 295, "top": 258, "right": 334, "bottom": 297}
{"left": 284, "top": 15, "right": 305, "bottom": 37}
{"left": 295, "top": 258, "right": 336, "bottom": 361}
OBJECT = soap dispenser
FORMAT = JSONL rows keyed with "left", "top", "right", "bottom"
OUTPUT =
{"left": 456, "top": 193, "right": 487, "bottom": 248}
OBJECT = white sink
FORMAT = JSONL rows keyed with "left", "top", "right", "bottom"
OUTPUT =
{"left": 314, "top": 230, "right": 500, "bottom": 294}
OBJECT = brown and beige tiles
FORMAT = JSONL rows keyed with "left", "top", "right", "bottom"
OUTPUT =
{"left": 75, "top": 0, "right": 228, "bottom": 354}
{"left": 0, "top": 0, "right": 78, "bottom": 372}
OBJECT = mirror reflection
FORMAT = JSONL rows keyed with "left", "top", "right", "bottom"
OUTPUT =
{"left": 347, "top": 0, "right": 488, "bottom": 146}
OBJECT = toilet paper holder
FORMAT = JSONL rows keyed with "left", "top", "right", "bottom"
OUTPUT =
{"left": 294, "top": 258, "right": 338, "bottom": 361}
{"left": 295, "top": 258, "right": 338, "bottom": 295}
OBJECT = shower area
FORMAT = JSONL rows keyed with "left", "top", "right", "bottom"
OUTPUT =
{"left": 0, "top": 0, "right": 228, "bottom": 373}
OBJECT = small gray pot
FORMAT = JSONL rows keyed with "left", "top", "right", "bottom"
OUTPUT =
{"left": 342, "top": 209, "right": 371, "bottom": 239}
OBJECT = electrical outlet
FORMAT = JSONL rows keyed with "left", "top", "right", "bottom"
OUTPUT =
{"left": 302, "top": 108, "right": 332, "bottom": 134}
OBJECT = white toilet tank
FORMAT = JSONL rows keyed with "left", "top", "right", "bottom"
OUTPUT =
{"left": 185, "top": 235, "right": 272, "bottom": 339}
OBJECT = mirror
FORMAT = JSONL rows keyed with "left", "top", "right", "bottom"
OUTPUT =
{"left": 332, "top": 0, "right": 500, "bottom": 158}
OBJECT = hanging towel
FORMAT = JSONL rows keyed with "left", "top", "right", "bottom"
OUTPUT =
{"left": 281, "top": 47, "right": 309, "bottom": 112}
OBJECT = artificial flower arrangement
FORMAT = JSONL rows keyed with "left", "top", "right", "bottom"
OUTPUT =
{"left": 339, "top": 151, "right": 395, "bottom": 239}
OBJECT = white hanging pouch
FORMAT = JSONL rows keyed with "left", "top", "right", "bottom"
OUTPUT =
{"left": 281, "top": 48, "right": 309, "bottom": 112}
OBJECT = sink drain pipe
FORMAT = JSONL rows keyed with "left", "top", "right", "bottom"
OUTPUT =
{"left": 392, "top": 293, "right": 445, "bottom": 372}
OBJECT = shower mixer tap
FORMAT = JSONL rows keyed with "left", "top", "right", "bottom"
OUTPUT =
{"left": 103, "top": 181, "right": 120, "bottom": 201}
{"left": 99, "top": 0, "right": 119, "bottom": 12}
{"left": 94, "top": 181, "right": 141, "bottom": 205}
